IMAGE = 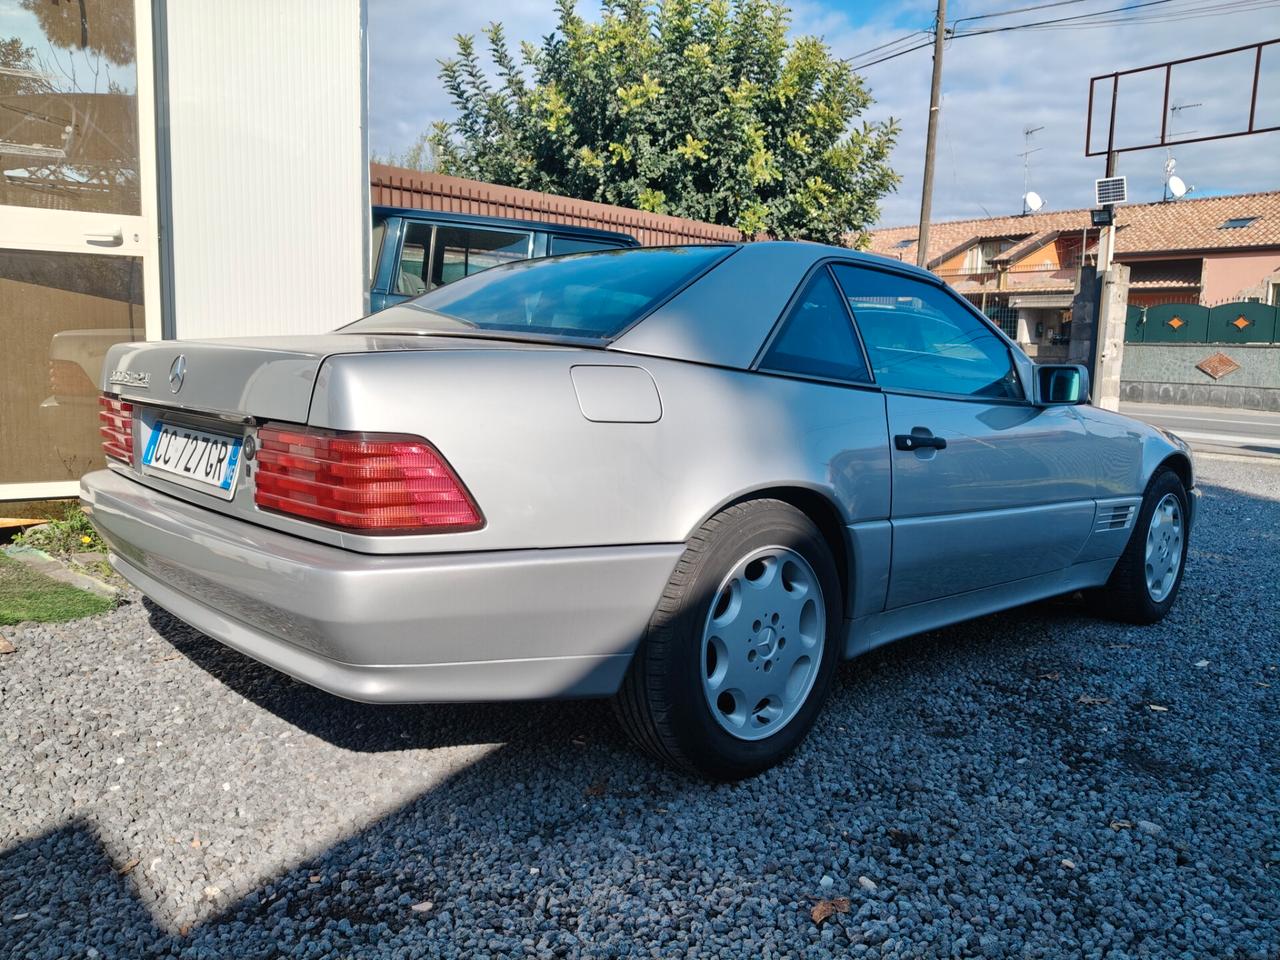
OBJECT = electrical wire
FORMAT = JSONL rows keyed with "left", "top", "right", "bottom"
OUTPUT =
{"left": 846, "top": 0, "right": 1271, "bottom": 70}
{"left": 948, "top": 0, "right": 1175, "bottom": 40}
{"left": 951, "top": 0, "right": 1094, "bottom": 25}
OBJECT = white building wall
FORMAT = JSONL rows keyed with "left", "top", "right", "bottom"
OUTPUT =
{"left": 160, "top": 0, "right": 367, "bottom": 339}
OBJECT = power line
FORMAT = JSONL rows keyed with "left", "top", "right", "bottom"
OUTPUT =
{"left": 849, "top": 39, "right": 938, "bottom": 70}
{"left": 952, "top": 0, "right": 1093, "bottom": 25}
{"left": 846, "top": 0, "right": 1269, "bottom": 69}
{"left": 949, "top": 0, "right": 1174, "bottom": 39}
{"left": 845, "top": 29, "right": 931, "bottom": 62}
{"left": 1014, "top": 0, "right": 1279, "bottom": 30}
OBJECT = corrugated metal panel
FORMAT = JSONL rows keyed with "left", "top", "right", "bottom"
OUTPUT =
{"left": 370, "top": 165, "right": 744, "bottom": 248}
{"left": 164, "top": 1, "right": 366, "bottom": 339}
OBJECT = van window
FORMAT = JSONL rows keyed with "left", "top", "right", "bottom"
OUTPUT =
{"left": 430, "top": 226, "right": 531, "bottom": 287}
{"left": 396, "top": 222, "right": 431, "bottom": 295}
{"left": 550, "top": 236, "right": 622, "bottom": 256}
{"left": 370, "top": 214, "right": 386, "bottom": 290}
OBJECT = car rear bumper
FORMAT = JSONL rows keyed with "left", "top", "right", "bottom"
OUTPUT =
{"left": 81, "top": 469, "right": 682, "bottom": 703}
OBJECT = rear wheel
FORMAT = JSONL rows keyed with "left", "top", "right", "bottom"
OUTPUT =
{"left": 614, "top": 500, "right": 842, "bottom": 780}
{"left": 1090, "top": 467, "right": 1189, "bottom": 624}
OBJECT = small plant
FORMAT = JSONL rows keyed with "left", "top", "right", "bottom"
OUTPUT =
{"left": 13, "top": 503, "right": 105, "bottom": 557}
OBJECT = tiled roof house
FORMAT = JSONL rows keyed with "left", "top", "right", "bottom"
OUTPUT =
{"left": 866, "top": 191, "right": 1280, "bottom": 359}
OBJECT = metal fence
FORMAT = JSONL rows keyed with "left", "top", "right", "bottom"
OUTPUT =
{"left": 1125, "top": 301, "right": 1280, "bottom": 344}
{"left": 370, "top": 164, "right": 743, "bottom": 248}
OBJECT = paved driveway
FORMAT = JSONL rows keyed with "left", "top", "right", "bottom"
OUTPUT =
{"left": 2, "top": 456, "right": 1277, "bottom": 959}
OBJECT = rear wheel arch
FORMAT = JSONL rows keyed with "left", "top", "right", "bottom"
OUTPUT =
{"left": 718, "top": 486, "right": 850, "bottom": 610}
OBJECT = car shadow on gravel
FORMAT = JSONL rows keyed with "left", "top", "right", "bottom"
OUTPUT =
{"left": 139, "top": 591, "right": 1092, "bottom": 760}
{"left": 141, "top": 599, "right": 636, "bottom": 755}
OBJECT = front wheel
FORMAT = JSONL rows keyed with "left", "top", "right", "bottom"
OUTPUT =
{"left": 1090, "top": 467, "right": 1190, "bottom": 624}
{"left": 614, "top": 500, "right": 842, "bottom": 780}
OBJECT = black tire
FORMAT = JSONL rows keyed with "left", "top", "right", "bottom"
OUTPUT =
{"left": 613, "top": 499, "right": 843, "bottom": 781}
{"left": 1089, "top": 467, "right": 1190, "bottom": 625}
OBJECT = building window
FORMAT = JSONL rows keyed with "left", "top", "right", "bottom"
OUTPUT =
{"left": 1220, "top": 217, "right": 1260, "bottom": 229}
{"left": 963, "top": 238, "right": 1017, "bottom": 273}
{"left": 1270, "top": 282, "right": 1280, "bottom": 307}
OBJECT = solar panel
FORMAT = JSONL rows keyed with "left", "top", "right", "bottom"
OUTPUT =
{"left": 1095, "top": 176, "right": 1128, "bottom": 206}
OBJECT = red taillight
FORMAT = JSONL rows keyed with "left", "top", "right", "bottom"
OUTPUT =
{"left": 99, "top": 394, "right": 134, "bottom": 464}
{"left": 253, "top": 425, "right": 483, "bottom": 533}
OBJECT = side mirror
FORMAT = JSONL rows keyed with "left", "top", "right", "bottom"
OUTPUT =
{"left": 1033, "top": 364, "right": 1089, "bottom": 405}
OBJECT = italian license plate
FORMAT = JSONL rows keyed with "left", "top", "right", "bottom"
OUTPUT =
{"left": 141, "top": 420, "right": 243, "bottom": 498}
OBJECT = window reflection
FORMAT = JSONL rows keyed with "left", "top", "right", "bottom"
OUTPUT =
{"left": 0, "top": 249, "right": 144, "bottom": 483}
{"left": 0, "top": 0, "right": 140, "bottom": 214}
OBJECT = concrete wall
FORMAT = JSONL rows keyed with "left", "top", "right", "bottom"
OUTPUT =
{"left": 1120, "top": 342, "right": 1280, "bottom": 411}
{"left": 1200, "top": 250, "right": 1280, "bottom": 304}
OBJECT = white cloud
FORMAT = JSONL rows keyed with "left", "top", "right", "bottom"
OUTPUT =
{"left": 368, "top": 0, "right": 1280, "bottom": 225}
{"left": 368, "top": 0, "right": 558, "bottom": 156}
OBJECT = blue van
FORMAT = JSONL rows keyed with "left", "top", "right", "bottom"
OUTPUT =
{"left": 369, "top": 206, "right": 639, "bottom": 313}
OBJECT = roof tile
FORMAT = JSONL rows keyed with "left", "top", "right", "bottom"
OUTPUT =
{"left": 867, "top": 190, "right": 1280, "bottom": 264}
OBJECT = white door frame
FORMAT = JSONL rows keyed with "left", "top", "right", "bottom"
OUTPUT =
{"left": 0, "top": 0, "right": 161, "bottom": 503}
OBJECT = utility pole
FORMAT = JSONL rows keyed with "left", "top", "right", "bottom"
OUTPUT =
{"left": 915, "top": 0, "right": 946, "bottom": 270}
{"left": 1098, "top": 149, "right": 1117, "bottom": 272}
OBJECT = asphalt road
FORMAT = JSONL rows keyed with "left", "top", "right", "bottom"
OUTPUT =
{"left": 1120, "top": 402, "right": 1280, "bottom": 459}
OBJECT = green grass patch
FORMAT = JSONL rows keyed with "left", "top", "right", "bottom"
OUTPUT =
{"left": 0, "top": 554, "right": 113, "bottom": 625}
{"left": 13, "top": 503, "right": 105, "bottom": 556}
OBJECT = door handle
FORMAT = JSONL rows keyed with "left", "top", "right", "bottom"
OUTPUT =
{"left": 895, "top": 432, "right": 947, "bottom": 451}
{"left": 84, "top": 230, "right": 123, "bottom": 247}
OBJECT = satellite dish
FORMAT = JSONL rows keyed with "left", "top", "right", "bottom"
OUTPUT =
{"left": 1023, "top": 190, "right": 1044, "bottom": 212}
{"left": 1167, "top": 175, "right": 1187, "bottom": 198}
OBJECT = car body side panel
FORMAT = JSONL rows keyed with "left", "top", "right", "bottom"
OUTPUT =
{"left": 307, "top": 351, "right": 893, "bottom": 555}
{"left": 1072, "top": 403, "right": 1194, "bottom": 497}
{"left": 846, "top": 558, "right": 1118, "bottom": 658}
{"left": 847, "top": 520, "right": 892, "bottom": 618}
{"left": 884, "top": 393, "right": 1098, "bottom": 607}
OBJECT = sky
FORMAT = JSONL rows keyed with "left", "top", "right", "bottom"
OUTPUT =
{"left": 367, "top": 0, "right": 1280, "bottom": 229}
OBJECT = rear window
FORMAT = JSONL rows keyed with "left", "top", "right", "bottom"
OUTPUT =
{"left": 345, "top": 245, "right": 734, "bottom": 342}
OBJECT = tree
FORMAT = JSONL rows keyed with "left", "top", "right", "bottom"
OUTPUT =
{"left": 0, "top": 37, "right": 43, "bottom": 97}
{"left": 429, "top": 0, "right": 899, "bottom": 244}
{"left": 19, "top": 0, "right": 135, "bottom": 67}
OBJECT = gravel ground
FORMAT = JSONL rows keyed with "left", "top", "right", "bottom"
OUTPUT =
{"left": 2, "top": 454, "right": 1277, "bottom": 959}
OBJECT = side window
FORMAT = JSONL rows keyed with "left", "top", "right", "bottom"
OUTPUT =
{"left": 550, "top": 236, "right": 622, "bottom": 256}
{"left": 830, "top": 264, "right": 1023, "bottom": 400}
{"left": 395, "top": 222, "right": 430, "bottom": 295}
{"left": 430, "top": 226, "right": 531, "bottom": 287}
{"left": 759, "top": 267, "right": 871, "bottom": 384}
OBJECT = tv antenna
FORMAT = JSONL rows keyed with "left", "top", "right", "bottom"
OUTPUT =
{"left": 1163, "top": 102, "right": 1200, "bottom": 200}
{"left": 1019, "top": 125, "right": 1045, "bottom": 214}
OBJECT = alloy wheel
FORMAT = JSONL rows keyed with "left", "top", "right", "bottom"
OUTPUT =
{"left": 700, "top": 545, "right": 826, "bottom": 741}
{"left": 1145, "top": 492, "right": 1183, "bottom": 603}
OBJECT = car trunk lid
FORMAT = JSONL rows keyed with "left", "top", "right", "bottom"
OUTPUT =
{"left": 101, "top": 332, "right": 556, "bottom": 422}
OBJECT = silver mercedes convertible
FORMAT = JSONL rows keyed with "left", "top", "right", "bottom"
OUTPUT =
{"left": 82, "top": 242, "right": 1197, "bottom": 779}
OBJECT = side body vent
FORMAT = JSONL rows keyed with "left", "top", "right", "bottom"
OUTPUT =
{"left": 1094, "top": 500, "right": 1138, "bottom": 533}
